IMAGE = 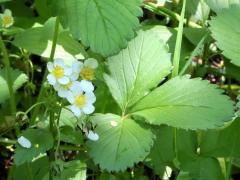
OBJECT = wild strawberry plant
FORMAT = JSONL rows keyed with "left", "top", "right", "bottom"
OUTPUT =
{"left": 0, "top": 0, "right": 240, "bottom": 179}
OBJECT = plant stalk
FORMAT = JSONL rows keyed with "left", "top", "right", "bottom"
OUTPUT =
{"left": 0, "top": 34, "right": 16, "bottom": 115}
{"left": 31, "top": 17, "right": 60, "bottom": 123}
{"left": 171, "top": 0, "right": 186, "bottom": 78}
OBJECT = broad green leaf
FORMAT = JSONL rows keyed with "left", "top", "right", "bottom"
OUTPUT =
{"left": 87, "top": 113, "right": 154, "bottom": 171}
{"left": 186, "top": 0, "right": 210, "bottom": 23}
{"left": 130, "top": 76, "right": 234, "bottom": 130}
{"left": 14, "top": 129, "right": 54, "bottom": 165}
{"left": 142, "top": 25, "right": 193, "bottom": 70}
{"left": 0, "top": 68, "right": 28, "bottom": 104}
{"left": 13, "top": 156, "right": 49, "bottom": 180}
{"left": 205, "top": 0, "right": 240, "bottom": 12}
{"left": 59, "top": 109, "right": 78, "bottom": 129}
{"left": 183, "top": 28, "right": 208, "bottom": 46}
{"left": 54, "top": 160, "right": 86, "bottom": 180}
{"left": 180, "top": 157, "right": 224, "bottom": 180}
{"left": 209, "top": 5, "right": 240, "bottom": 66}
{"left": 60, "top": 126, "right": 83, "bottom": 145}
{"left": 145, "top": 126, "right": 174, "bottom": 175}
{"left": 200, "top": 118, "right": 240, "bottom": 157}
{"left": 237, "top": 95, "right": 240, "bottom": 116}
{"left": 51, "top": 0, "right": 143, "bottom": 57}
{"left": 13, "top": 18, "right": 85, "bottom": 60}
{"left": 0, "top": 0, "right": 11, "bottom": 2}
{"left": 104, "top": 30, "right": 171, "bottom": 111}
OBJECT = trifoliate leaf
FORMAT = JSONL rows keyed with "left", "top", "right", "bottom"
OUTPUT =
{"left": 87, "top": 113, "right": 154, "bottom": 171}
{"left": 209, "top": 5, "right": 240, "bottom": 66}
{"left": 200, "top": 118, "right": 240, "bottom": 157}
{"left": 14, "top": 129, "right": 54, "bottom": 165}
{"left": 205, "top": 0, "right": 240, "bottom": 12}
{"left": 104, "top": 30, "right": 171, "bottom": 111}
{"left": 51, "top": 0, "right": 143, "bottom": 57}
{"left": 13, "top": 17, "right": 86, "bottom": 60}
{"left": 0, "top": 68, "right": 28, "bottom": 104}
{"left": 130, "top": 76, "right": 234, "bottom": 130}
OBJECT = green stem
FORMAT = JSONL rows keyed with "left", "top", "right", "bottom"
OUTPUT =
{"left": 0, "top": 34, "right": 16, "bottom": 114}
{"left": 171, "top": 0, "right": 186, "bottom": 78}
{"left": 225, "top": 158, "right": 233, "bottom": 180}
{"left": 0, "top": 137, "right": 17, "bottom": 144}
{"left": 143, "top": 2, "right": 201, "bottom": 28}
{"left": 31, "top": 17, "right": 60, "bottom": 123}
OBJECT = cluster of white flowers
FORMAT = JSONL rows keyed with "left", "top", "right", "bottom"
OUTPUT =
{"left": 0, "top": 9, "right": 14, "bottom": 28}
{"left": 47, "top": 58, "right": 98, "bottom": 118}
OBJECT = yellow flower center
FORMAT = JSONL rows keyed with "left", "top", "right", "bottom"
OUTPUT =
{"left": 2, "top": 15, "right": 13, "bottom": 27}
{"left": 53, "top": 66, "right": 64, "bottom": 78}
{"left": 80, "top": 67, "right": 95, "bottom": 80}
{"left": 75, "top": 94, "right": 86, "bottom": 108}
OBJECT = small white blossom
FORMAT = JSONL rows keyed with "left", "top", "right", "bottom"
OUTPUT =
{"left": 17, "top": 136, "right": 31, "bottom": 148}
{"left": 86, "top": 130, "right": 99, "bottom": 141}
{"left": 0, "top": 9, "right": 14, "bottom": 28}
{"left": 67, "top": 80, "right": 96, "bottom": 117}
{"left": 70, "top": 60, "right": 82, "bottom": 80}
{"left": 80, "top": 58, "right": 98, "bottom": 80}
{"left": 47, "top": 58, "right": 72, "bottom": 85}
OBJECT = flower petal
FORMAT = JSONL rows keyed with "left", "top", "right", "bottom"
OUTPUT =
{"left": 84, "top": 58, "right": 98, "bottom": 69}
{"left": 82, "top": 104, "right": 95, "bottom": 114}
{"left": 17, "top": 136, "right": 31, "bottom": 148}
{"left": 4, "top": 9, "right": 12, "bottom": 16}
{"left": 79, "top": 80, "right": 94, "bottom": 92}
{"left": 54, "top": 58, "right": 64, "bottom": 67}
{"left": 85, "top": 92, "right": 96, "bottom": 103}
{"left": 66, "top": 93, "right": 75, "bottom": 104}
{"left": 70, "top": 81, "right": 83, "bottom": 95}
{"left": 87, "top": 130, "right": 99, "bottom": 141}
{"left": 70, "top": 105, "right": 81, "bottom": 117}
{"left": 47, "top": 74, "right": 56, "bottom": 85}
{"left": 72, "top": 60, "right": 82, "bottom": 73}
{"left": 58, "top": 90, "right": 70, "bottom": 98}
{"left": 58, "top": 77, "right": 70, "bottom": 85}
{"left": 64, "top": 67, "right": 72, "bottom": 76}
{"left": 47, "top": 62, "right": 54, "bottom": 72}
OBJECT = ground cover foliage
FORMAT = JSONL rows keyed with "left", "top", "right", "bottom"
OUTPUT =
{"left": 0, "top": 0, "right": 240, "bottom": 179}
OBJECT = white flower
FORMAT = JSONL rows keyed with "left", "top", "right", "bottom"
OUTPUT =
{"left": 47, "top": 58, "right": 72, "bottom": 85}
{"left": 0, "top": 9, "right": 14, "bottom": 28}
{"left": 86, "top": 130, "right": 99, "bottom": 141}
{"left": 53, "top": 80, "right": 77, "bottom": 98}
{"left": 17, "top": 136, "right": 31, "bottom": 148}
{"left": 70, "top": 60, "right": 82, "bottom": 80}
{"left": 80, "top": 58, "right": 98, "bottom": 80}
{"left": 67, "top": 80, "right": 96, "bottom": 117}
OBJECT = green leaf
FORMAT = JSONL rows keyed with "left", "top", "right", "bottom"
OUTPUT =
{"left": 87, "top": 113, "right": 154, "bottom": 171}
{"left": 200, "top": 118, "right": 240, "bottom": 157}
{"left": 237, "top": 95, "right": 240, "bottom": 117}
{"left": 0, "top": 68, "right": 28, "bottom": 104}
{"left": 145, "top": 126, "right": 174, "bottom": 175}
{"left": 130, "top": 76, "right": 234, "bottom": 130}
{"left": 13, "top": 18, "right": 86, "bottom": 60}
{"left": 51, "top": 0, "right": 143, "bottom": 57}
{"left": 205, "top": 0, "right": 240, "bottom": 12}
{"left": 186, "top": 0, "right": 210, "bottom": 23}
{"left": 104, "top": 30, "right": 172, "bottom": 111}
{"left": 60, "top": 126, "right": 83, "bottom": 145}
{"left": 14, "top": 129, "right": 54, "bottom": 165}
{"left": 209, "top": 5, "right": 240, "bottom": 66}
{"left": 180, "top": 157, "right": 224, "bottom": 180}
{"left": 13, "top": 156, "right": 49, "bottom": 180}
{"left": 54, "top": 160, "right": 86, "bottom": 180}
{"left": 0, "top": 0, "right": 11, "bottom": 3}
{"left": 59, "top": 109, "right": 78, "bottom": 129}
